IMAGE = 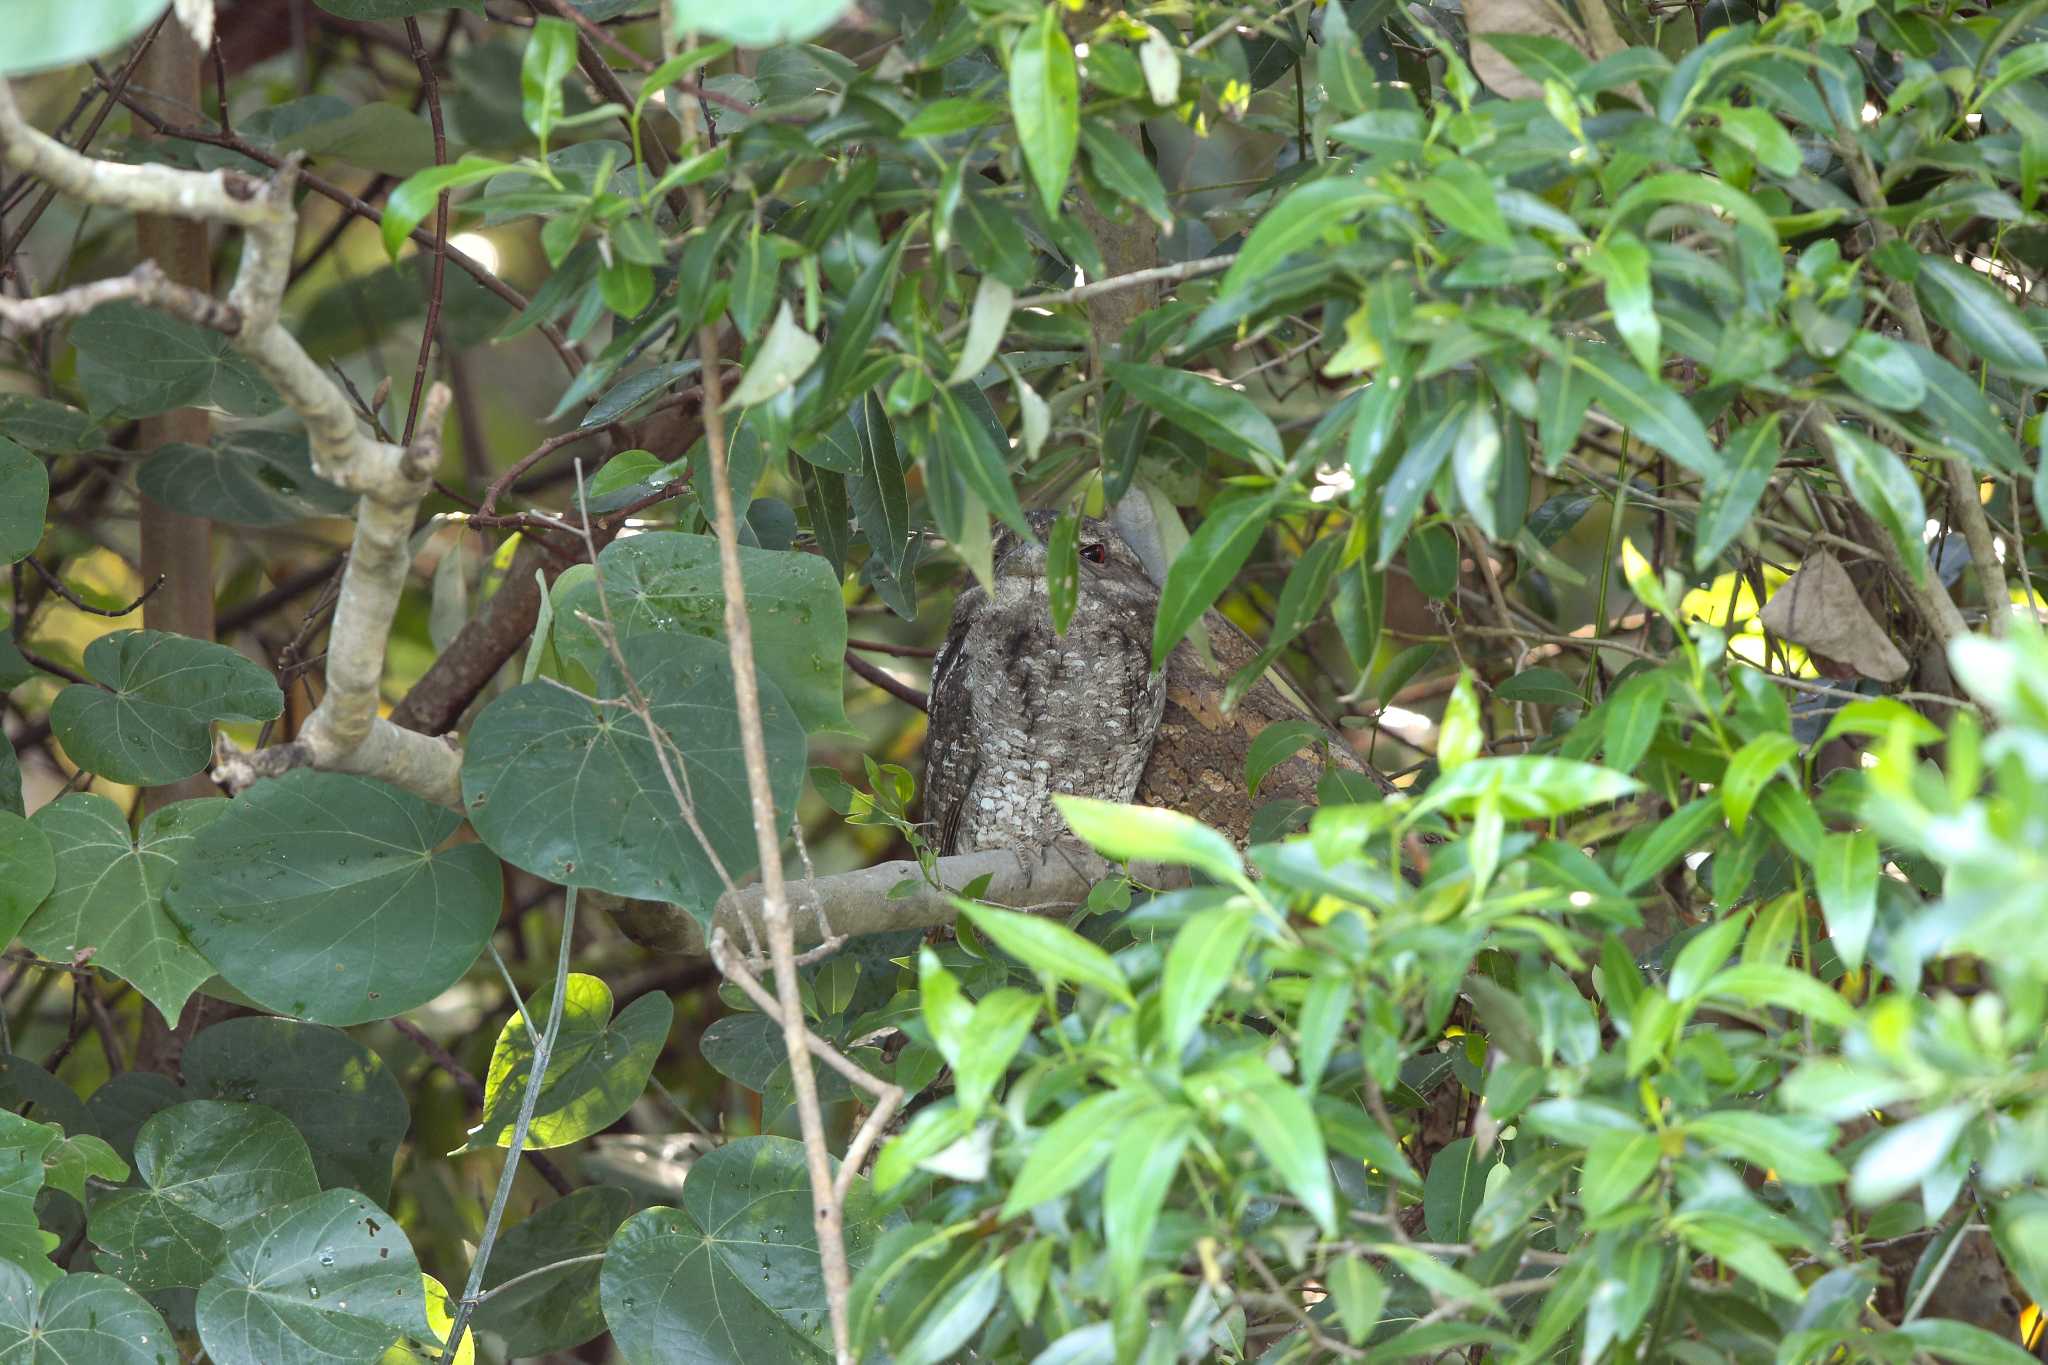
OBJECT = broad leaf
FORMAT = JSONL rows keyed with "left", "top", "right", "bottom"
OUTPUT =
{"left": 601, "top": 1137, "right": 891, "bottom": 1362}
{"left": 168, "top": 772, "right": 502, "bottom": 1026}
{"left": 194, "top": 1188, "right": 428, "bottom": 1365}
{"left": 467, "top": 974, "right": 673, "bottom": 1151}
{"left": 26, "top": 795, "right": 224, "bottom": 1022}
{"left": 0, "top": 1263, "right": 176, "bottom": 1364}
{"left": 0, "top": 441, "right": 47, "bottom": 565}
{"left": 1109, "top": 363, "right": 1283, "bottom": 468}
{"left": 959, "top": 902, "right": 1135, "bottom": 1006}
{"left": 463, "top": 632, "right": 805, "bottom": 915}
{"left": 551, "top": 529, "right": 850, "bottom": 734}
{"left": 182, "top": 1018, "right": 410, "bottom": 1201}
{"left": 134, "top": 430, "right": 354, "bottom": 527}
{"left": 71, "top": 303, "right": 277, "bottom": 419}
{"left": 89, "top": 1101, "right": 320, "bottom": 1292}
{"left": 474, "top": 1186, "right": 632, "bottom": 1356}
{"left": 50, "top": 631, "right": 283, "bottom": 787}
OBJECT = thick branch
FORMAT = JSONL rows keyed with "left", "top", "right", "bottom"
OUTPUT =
{"left": 0, "top": 77, "right": 462, "bottom": 807}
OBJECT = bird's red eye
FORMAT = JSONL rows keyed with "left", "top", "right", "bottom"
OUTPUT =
{"left": 1079, "top": 542, "right": 1107, "bottom": 564}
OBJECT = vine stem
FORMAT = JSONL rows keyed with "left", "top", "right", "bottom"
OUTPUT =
{"left": 441, "top": 888, "right": 579, "bottom": 1362}
{"left": 666, "top": 11, "right": 854, "bottom": 1359}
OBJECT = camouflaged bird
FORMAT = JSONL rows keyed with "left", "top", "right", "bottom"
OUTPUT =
{"left": 923, "top": 512, "right": 1391, "bottom": 855}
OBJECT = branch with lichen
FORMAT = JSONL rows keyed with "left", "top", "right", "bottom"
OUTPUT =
{"left": 0, "top": 78, "right": 461, "bottom": 807}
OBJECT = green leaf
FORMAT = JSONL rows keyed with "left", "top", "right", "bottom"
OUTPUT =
{"left": 894, "top": 1254, "right": 1002, "bottom": 1365}
{"left": 1218, "top": 175, "right": 1387, "bottom": 299}
{"left": 1579, "top": 1130, "right": 1659, "bottom": 1216}
{"left": 1160, "top": 904, "right": 1257, "bottom": 1056}
{"left": 1078, "top": 120, "right": 1171, "bottom": 229}
{"left": 1423, "top": 1137, "right": 1488, "bottom": 1242}
{"left": 550, "top": 529, "right": 849, "bottom": 735}
{"left": 1836, "top": 331, "right": 1928, "bottom": 411}
{"left": 1602, "top": 670, "right": 1668, "bottom": 773}
{"left": 475, "top": 1186, "right": 631, "bottom": 1357}
{"left": 958, "top": 902, "right": 1135, "bottom": 1006}
{"left": 1814, "top": 831, "right": 1878, "bottom": 972}
{"left": 1317, "top": 0, "right": 1377, "bottom": 115}
{"left": 168, "top": 772, "right": 502, "bottom": 1026}
{"left": 0, "top": 1112, "right": 63, "bottom": 1286}
{"left": 1451, "top": 400, "right": 1506, "bottom": 538}
{"left": 1585, "top": 233, "right": 1659, "bottom": 373}
{"left": 468, "top": 974, "right": 673, "bottom": 1151}
{"left": 1104, "top": 1107, "right": 1192, "bottom": 1294}
{"left": 1710, "top": 103, "right": 1802, "bottom": 177}
{"left": 1246, "top": 719, "right": 1326, "bottom": 796}
{"left": 89, "top": 1101, "right": 320, "bottom": 1292}
{"left": 818, "top": 231, "right": 909, "bottom": 407}
{"left": 26, "top": 796, "right": 222, "bottom": 1022}
{"left": 1683, "top": 1111, "right": 1845, "bottom": 1183}
{"left": 1676, "top": 1217, "right": 1802, "bottom": 1300}
{"left": 521, "top": 17, "right": 577, "bottom": 141}
{"left": 1904, "top": 344, "right": 2025, "bottom": 474}
{"left": 49, "top": 630, "right": 282, "bottom": 786}
{"left": 1416, "top": 756, "right": 1643, "bottom": 820}
{"left": 600, "top": 1139, "right": 883, "bottom": 1362}
{"left": 1150, "top": 493, "right": 1275, "bottom": 667}
{"left": 3, "top": 0, "right": 174, "bottom": 76}
{"left": 668, "top": 0, "right": 853, "bottom": 46}
{"left": 1011, "top": 6, "right": 1079, "bottom": 218}
{"left": 1053, "top": 796, "right": 1243, "bottom": 889}
{"left": 1991, "top": 1193, "right": 2048, "bottom": 1315}
{"left": 195, "top": 1188, "right": 427, "bottom": 1365}
{"left": 1569, "top": 345, "right": 1720, "bottom": 477}
{"left": 71, "top": 303, "right": 276, "bottom": 419}
{"left": 1828, "top": 425, "right": 1928, "bottom": 587}
{"left": 463, "top": 632, "right": 805, "bottom": 912}
{"left": 1914, "top": 255, "right": 2048, "bottom": 379}
{"left": 1888, "top": 1320, "right": 2041, "bottom": 1365}
{"left": 1818, "top": 696, "right": 1943, "bottom": 747}
{"left": 277, "top": 101, "right": 446, "bottom": 176}
{"left": 945, "top": 278, "right": 1015, "bottom": 388}
{"left": 0, "top": 1264, "right": 176, "bottom": 1364}
{"left": 182, "top": 1017, "right": 410, "bottom": 1202}
{"left": 135, "top": 430, "right": 353, "bottom": 527}
{"left": 0, "top": 441, "right": 47, "bottom": 565}
{"left": 952, "top": 989, "right": 1040, "bottom": 1116}
{"left": 1439, "top": 672, "right": 1482, "bottom": 772}
{"left": 1420, "top": 160, "right": 1511, "bottom": 246}
{"left": 1849, "top": 1106, "right": 1973, "bottom": 1206}
{"left": 1700, "top": 963, "right": 1860, "bottom": 1030}
{"left": 926, "top": 383, "right": 1031, "bottom": 537}
{"left": 380, "top": 155, "right": 511, "bottom": 258}
{"left": 728, "top": 301, "right": 823, "bottom": 410}
{"left": 0, "top": 814, "right": 52, "bottom": 950}
{"left": 1618, "top": 795, "right": 1723, "bottom": 891}
{"left": 1720, "top": 731, "right": 1799, "bottom": 834}
{"left": 999, "top": 1092, "right": 1137, "bottom": 1218}
{"left": 1695, "top": 415, "right": 1783, "bottom": 569}
{"left": 899, "top": 98, "right": 1003, "bottom": 138}
{"left": 1376, "top": 399, "right": 1462, "bottom": 566}
{"left": 1046, "top": 512, "right": 1079, "bottom": 636}
{"left": 1109, "top": 362, "right": 1283, "bottom": 467}
{"left": 1189, "top": 1068, "right": 1337, "bottom": 1236}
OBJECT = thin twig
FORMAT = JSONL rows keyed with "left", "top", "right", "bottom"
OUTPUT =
{"left": 24, "top": 557, "right": 165, "bottom": 617}
{"left": 400, "top": 17, "right": 450, "bottom": 445}
{"left": 844, "top": 651, "right": 928, "bottom": 710}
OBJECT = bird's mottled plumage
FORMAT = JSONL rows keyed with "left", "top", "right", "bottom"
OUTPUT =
{"left": 923, "top": 512, "right": 1167, "bottom": 854}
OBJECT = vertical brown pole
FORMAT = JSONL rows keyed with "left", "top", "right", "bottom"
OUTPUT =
{"left": 132, "top": 22, "right": 227, "bottom": 1072}
{"left": 134, "top": 23, "right": 220, "bottom": 809}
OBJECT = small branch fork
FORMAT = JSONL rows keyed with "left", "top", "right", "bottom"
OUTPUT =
{"left": 0, "top": 79, "right": 462, "bottom": 806}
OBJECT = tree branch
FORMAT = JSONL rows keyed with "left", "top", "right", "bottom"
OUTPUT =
{"left": 0, "top": 77, "right": 463, "bottom": 807}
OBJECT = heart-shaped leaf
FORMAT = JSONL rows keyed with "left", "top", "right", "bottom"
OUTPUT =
{"left": 473, "top": 1186, "right": 631, "bottom": 1355}
{"left": 89, "top": 1101, "right": 320, "bottom": 1292}
{"left": 462, "top": 631, "right": 805, "bottom": 917}
{"left": 135, "top": 430, "right": 354, "bottom": 527}
{"left": 550, "top": 530, "right": 849, "bottom": 734}
{"left": 466, "top": 974, "right": 673, "bottom": 1151}
{"left": 601, "top": 1137, "right": 894, "bottom": 1361}
{"left": 25, "top": 796, "right": 224, "bottom": 1021}
{"left": 0, "top": 813, "right": 53, "bottom": 948}
{"left": 195, "top": 1188, "right": 428, "bottom": 1365}
{"left": 0, "top": 1112, "right": 63, "bottom": 1287}
{"left": 0, "top": 1262, "right": 177, "bottom": 1364}
{"left": 0, "top": 440, "right": 47, "bottom": 565}
{"left": 183, "top": 1018, "right": 410, "bottom": 1201}
{"left": 167, "top": 772, "right": 502, "bottom": 1026}
{"left": 49, "top": 631, "right": 283, "bottom": 786}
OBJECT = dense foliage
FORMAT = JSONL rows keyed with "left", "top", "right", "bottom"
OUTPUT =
{"left": 4, "top": 0, "right": 2048, "bottom": 1360}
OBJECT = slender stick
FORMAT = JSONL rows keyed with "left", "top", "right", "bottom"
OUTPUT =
{"left": 442, "top": 888, "right": 579, "bottom": 1362}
